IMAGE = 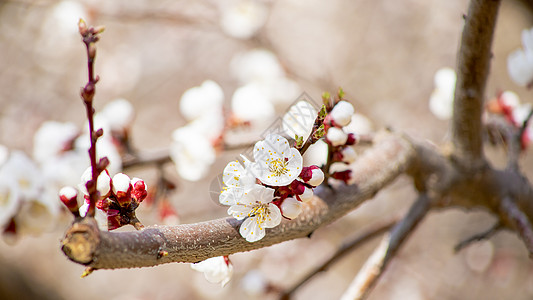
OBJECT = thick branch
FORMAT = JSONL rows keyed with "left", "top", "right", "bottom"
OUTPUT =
{"left": 340, "top": 194, "right": 431, "bottom": 300}
{"left": 61, "top": 132, "right": 414, "bottom": 269}
{"left": 452, "top": 0, "right": 501, "bottom": 169}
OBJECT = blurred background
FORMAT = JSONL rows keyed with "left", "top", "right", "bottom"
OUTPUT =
{"left": 0, "top": 0, "right": 533, "bottom": 299}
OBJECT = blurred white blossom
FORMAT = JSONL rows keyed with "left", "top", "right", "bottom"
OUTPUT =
{"left": 507, "top": 27, "right": 533, "bottom": 87}
{"left": 180, "top": 80, "right": 224, "bottom": 121}
{"left": 33, "top": 121, "right": 79, "bottom": 165}
{"left": 220, "top": 0, "right": 268, "bottom": 39}
{"left": 170, "top": 126, "right": 216, "bottom": 181}
{"left": 231, "top": 83, "right": 275, "bottom": 126}
{"left": 99, "top": 98, "right": 135, "bottom": 133}
{"left": 429, "top": 67, "right": 456, "bottom": 120}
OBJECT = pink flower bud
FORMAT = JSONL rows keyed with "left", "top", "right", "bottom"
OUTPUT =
{"left": 341, "top": 146, "right": 357, "bottom": 164}
{"left": 131, "top": 177, "right": 148, "bottom": 203}
{"left": 346, "top": 133, "right": 358, "bottom": 145}
{"left": 59, "top": 186, "right": 79, "bottom": 216}
{"left": 281, "top": 197, "right": 302, "bottom": 219}
{"left": 330, "top": 101, "right": 354, "bottom": 127}
{"left": 112, "top": 173, "right": 132, "bottom": 207}
{"left": 331, "top": 170, "right": 352, "bottom": 184}
{"left": 326, "top": 127, "right": 348, "bottom": 146}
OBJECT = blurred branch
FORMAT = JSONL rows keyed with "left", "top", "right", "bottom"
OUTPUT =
{"left": 500, "top": 196, "right": 533, "bottom": 255}
{"left": 279, "top": 218, "right": 398, "bottom": 300}
{"left": 340, "top": 194, "right": 431, "bottom": 300}
{"left": 61, "top": 132, "right": 414, "bottom": 269}
{"left": 452, "top": 0, "right": 501, "bottom": 170}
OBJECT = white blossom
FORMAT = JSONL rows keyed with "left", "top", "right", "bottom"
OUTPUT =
{"left": 280, "top": 197, "right": 302, "bottom": 219}
{"left": 231, "top": 83, "right": 275, "bottom": 125}
{"left": 429, "top": 67, "right": 456, "bottom": 120}
{"left": 250, "top": 134, "right": 302, "bottom": 186}
{"left": 508, "top": 27, "right": 533, "bottom": 87}
{"left": 231, "top": 49, "right": 284, "bottom": 84}
{"left": 191, "top": 256, "right": 233, "bottom": 287}
{"left": 180, "top": 80, "right": 224, "bottom": 121}
{"left": 282, "top": 100, "right": 317, "bottom": 140}
{"left": 220, "top": 0, "right": 268, "bottom": 39}
{"left": 220, "top": 158, "right": 256, "bottom": 206}
{"left": 33, "top": 121, "right": 79, "bottom": 165}
{"left": 170, "top": 126, "right": 216, "bottom": 181}
{"left": 227, "top": 184, "right": 281, "bottom": 242}
{"left": 330, "top": 101, "right": 355, "bottom": 127}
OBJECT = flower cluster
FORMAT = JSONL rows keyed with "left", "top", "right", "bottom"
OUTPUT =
{"left": 486, "top": 91, "right": 533, "bottom": 149}
{"left": 219, "top": 134, "right": 324, "bottom": 243}
{"left": 59, "top": 168, "right": 147, "bottom": 230}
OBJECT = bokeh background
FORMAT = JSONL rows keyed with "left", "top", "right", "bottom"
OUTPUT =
{"left": 1, "top": 0, "right": 533, "bottom": 299}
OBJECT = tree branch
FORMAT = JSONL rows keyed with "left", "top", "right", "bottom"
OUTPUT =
{"left": 452, "top": 0, "right": 501, "bottom": 169}
{"left": 61, "top": 132, "right": 414, "bottom": 269}
{"left": 279, "top": 218, "right": 397, "bottom": 300}
{"left": 340, "top": 194, "right": 431, "bottom": 300}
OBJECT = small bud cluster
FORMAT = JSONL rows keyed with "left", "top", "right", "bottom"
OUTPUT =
{"left": 322, "top": 90, "right": 358, "bottom": 183}
{"left": 486, "top": 91, "right": 533, "bottom": 149}
{"left": 59, "top": 167, "right": 147, "bottom": 230}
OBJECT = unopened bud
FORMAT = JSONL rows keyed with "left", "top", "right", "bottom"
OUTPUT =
{"left": 308, "top": 168, "right": 324, "bottom": 187}
{"left": 312, "top": 124, "right": 325, "bottom": 140}
{"left": 299, "top": 187, "right": 314, "bottom": 202}
{"left": 330, "top": 101, "right": 355, "bottom": 127}
{"left": 78, "top": 19, "right": 88, "bottom": 36}
{"left": 326, "top": 127, "right": 348, "bottom": 146}
{"left": 131, "top": 177, "right": 148, "bottom": 203}
{"left": 59, "top": 186, "right": 80, "bottom": 216}
{"left": 112, "top": 173, "right": 132, "bottom": 207}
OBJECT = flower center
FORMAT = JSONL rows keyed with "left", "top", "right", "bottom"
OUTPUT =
{"left": 249, "top": 204, "right": 269, "bottom": 225}
{"left": 268, "top": 158, "right": 289, "bottom": 177}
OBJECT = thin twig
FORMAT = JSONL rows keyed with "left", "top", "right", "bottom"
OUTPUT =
{"left": 451, "top": 0, "right": 501, "bottom": 169}
{"left": 340, "top": 194, "right": 431, "bottom": 300}
{"left": 454, "top": 222, "right": 501, "bottom": 253}
{"left": 279, "top": 218, "right": 398, "bottom": 300}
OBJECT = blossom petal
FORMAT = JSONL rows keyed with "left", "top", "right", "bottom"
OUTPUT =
{"left": 263, "top": 203, "right": 282, "bottom": 228}
{"left": 240, "top": 216, "right": 266, "bottom": 242}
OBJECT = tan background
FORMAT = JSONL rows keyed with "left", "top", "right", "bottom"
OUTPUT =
{"left": 0, "top": 0, "right": 533, "bottom": 299}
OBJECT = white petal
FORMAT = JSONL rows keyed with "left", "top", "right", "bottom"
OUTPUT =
{"left": 240, "top": 216, "right": 266, "bottom": 242}
{"left": 228, "top": 203, "right": 252, "bottom": 220}
{"left": 219, "top": 187, "right": 244, "bottom": 206}
{"left": 264, "top": 203, "right": 282, "bottom": 228}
